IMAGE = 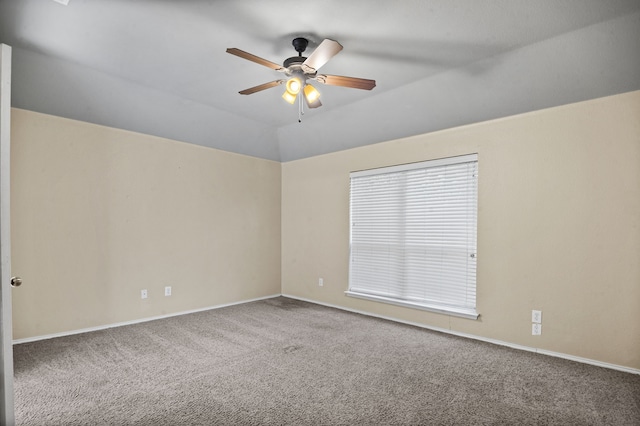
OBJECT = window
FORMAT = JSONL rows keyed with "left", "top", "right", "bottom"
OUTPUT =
{"left": 347, "top": 154, "right": 478, "bottom": 319}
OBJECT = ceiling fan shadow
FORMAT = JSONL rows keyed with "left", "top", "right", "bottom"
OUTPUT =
{"left": 333, "top": 36, "right": 510, "bottom": 73}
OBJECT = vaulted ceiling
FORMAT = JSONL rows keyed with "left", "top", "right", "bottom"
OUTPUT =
{"left": 1, "top": 0, "right": 639, "bottom": 161}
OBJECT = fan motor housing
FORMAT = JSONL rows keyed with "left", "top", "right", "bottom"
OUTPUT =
{"left": 283, "top": 56, "right": 307, "bottom": 68}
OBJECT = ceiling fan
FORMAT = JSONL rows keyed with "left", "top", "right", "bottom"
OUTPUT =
{"left": 226, "top": 37, "right": 376, "bottom": 114}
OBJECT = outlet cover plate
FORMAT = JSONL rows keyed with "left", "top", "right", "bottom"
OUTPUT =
{"left": 165, "top": 286, "right": 172, "bottom": 296}
{"left": 532, "top": 310, "right": 542, "bottom": 323}
{"left": 532, "top": 323, "right": 542, "bottom": 335}
{"left": 141, "top": 289, "right": 148, "bottom": 299}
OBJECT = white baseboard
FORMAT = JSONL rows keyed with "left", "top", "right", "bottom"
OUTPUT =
{"left": 13, "top": 294, "right": 281, "bottom": 345}
{"left": 15, "top": 292, "right": 639, "bottom": 376}
{"left": 282, "top": 293, "right": 640, "bottom": 376}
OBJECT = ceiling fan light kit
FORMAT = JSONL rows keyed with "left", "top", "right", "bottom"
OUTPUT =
{"left": 304, "top": 84, "right": 320, "bottom": 103}
{"left": 226, "top": 37, "right": 376, "bottom": 122}
{"left": 282, "top": 88, "right": 297, "bottom": 104}
{"left": 285, "top": 78, "right": 302, "bottom": 95}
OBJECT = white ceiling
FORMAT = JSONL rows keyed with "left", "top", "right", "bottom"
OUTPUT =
{"left": 1, "top": 0, "right": 639, "bottom": 161}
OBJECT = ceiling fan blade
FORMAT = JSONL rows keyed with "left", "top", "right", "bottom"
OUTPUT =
{"left": 315, "top": 74, "right": 376, "bottom": 90}
{"left": 239, "top": 80, "right": 285, "bottom": 95}
{"left": 301, "top": 39, "right": 343, "bottom": 73}
{"left": 226, "top": 48, "right": 285, "bottom": 72}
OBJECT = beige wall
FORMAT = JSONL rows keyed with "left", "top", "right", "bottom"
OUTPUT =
{"left": 11, "top": 109, "right": 281, "bottom": 339}
{"left": 282, "top": 91, "right": 640, "bottom": 370}
{"left": 10, "top": 91, "right": 640, "bottom": 370}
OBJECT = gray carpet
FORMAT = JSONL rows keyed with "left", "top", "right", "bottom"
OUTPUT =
{"left": 13, "top": 297, "right": 640, "bottom": 425}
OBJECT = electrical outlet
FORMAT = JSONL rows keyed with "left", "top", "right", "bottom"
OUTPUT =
{"left": 141, "top": 289, "right": 148, "bottom": 299}
{"left": 532, "top": 310, "right": 542, "bottom": 324}
{"left": 165, "top": 286, "right": 172, "bottom": 296}
{"left": 319, "top": 278, "right": 323, "bottom": 287}
{"left": 532, "top": 323, "right": 542, "bottom": 335}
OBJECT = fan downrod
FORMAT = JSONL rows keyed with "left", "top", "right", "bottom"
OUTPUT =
{"left": 284, "top": 37, "right": 309, "bottom": 68}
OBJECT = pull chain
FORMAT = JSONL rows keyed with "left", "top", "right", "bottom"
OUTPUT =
{"left": 298, "top": 91, "right": 304, "bottom": 123}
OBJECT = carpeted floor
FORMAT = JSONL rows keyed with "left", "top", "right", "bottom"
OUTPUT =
{"left": 13, "top": 297, "right": 640, "bottom": 425}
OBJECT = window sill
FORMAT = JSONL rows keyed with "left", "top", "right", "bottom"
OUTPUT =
{"left": 345, "top": 291, "right": 479, "bottom": 320}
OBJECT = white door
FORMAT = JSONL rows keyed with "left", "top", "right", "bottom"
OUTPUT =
{"left": 0, "top": 43, "right": 15, "bottom": 426}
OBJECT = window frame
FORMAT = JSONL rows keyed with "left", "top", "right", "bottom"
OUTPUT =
{"left": 346, "top": 154, "right": 479, "bottom": 320}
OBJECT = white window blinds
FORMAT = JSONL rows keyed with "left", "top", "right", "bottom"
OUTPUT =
{"left": 347, "top": 154, "right": 478, "bottom": 319}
